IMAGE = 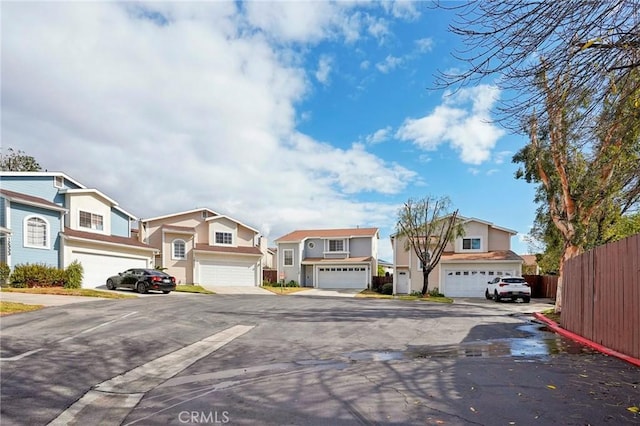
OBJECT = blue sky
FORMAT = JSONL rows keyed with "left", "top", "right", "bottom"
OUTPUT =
{"left": 1, "top": 1, "right": 537, "bottom": 261}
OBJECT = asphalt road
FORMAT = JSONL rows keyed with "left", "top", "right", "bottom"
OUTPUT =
{"left": 1, "top": 294, "right": 638, "bottom": 425}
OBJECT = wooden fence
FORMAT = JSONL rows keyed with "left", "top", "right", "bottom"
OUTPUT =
{"left": 263, "top": 269, "right": 277, "bottom": 284}
{"left": 372, "top": 275, "right": 393, "bottom": 291}
{"left": 523, "top": 275, "right": 558, "bottom": 299}
{"left": 561, "top": 233, "right": 640, "bottom": 359}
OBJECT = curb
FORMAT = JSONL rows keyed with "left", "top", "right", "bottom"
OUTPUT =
{"left": 533, "top": 312, "right": 640, "bottom": 368}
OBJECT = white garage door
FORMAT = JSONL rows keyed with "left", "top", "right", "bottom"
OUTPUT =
{"left": 443, "top": 269, "right": 515, "bottom": 297}
{"left": 198, "top": 259, "right": 256, "bottom": 287}
{"left": 317, "top": 266, "right": 368, "bottom": 289}
{"left": 71, "top": 251, "right": 148, "bottom": 289}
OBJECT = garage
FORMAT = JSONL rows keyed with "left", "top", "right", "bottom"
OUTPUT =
{"left": 197, "top": 258, "right": 257, "bottom": 287}
{"left": 442, "top": 269, "right": 516, "bottom": 297}
{"left": 71, "top": 251, "right": 148, "bottom": 289}
{"left": 317, "top": 266, "right": 368, "bottom": 289}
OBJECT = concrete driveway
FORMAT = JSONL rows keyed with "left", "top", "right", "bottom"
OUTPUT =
{"left": 291, "top": 288, "right": 361, "bottom": 297}
{"left": 205, "top": 286, "right": 274, "bottom": 295}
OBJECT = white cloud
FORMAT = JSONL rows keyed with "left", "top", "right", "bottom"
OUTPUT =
{"left": 493, "top": 150, "right": 512, "bottom": 164}
{"left": 315, "top": 55, "right": 333, "bottom": 85}
{"left": 365, "top": 126, "right": 392, "bottom": 144}
{"left": 395, "top": 85, "right": 505, "bottom": 164}
{"left": 468, "top": 168, "right": 480, "bottom": 175}
{"left": 376, "top": 55, "right": 403, "bottom": 73}
{"left": 2, "top": 2, "right": 416, "bottom": 243}
{"left": 415, "top": 37, "right": 434, "bottom": 52}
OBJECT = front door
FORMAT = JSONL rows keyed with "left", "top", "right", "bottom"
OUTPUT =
{"left": 397, "top": 271, "right": 409, "bottom": 294}
{"left": 304, "top": 265, "right": 314, "bottom": 287}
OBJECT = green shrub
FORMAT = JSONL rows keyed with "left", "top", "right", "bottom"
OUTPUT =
{"left": 410, "top": 290, "right": 423, "bottom": 297}
{"left": 381, "top": 282, "right": 393, "bottom": 295}
{"left": 427, "top": 287, "right": 444, "bottom": 297}
{"left": 64, "top": 260, "right": 83, "bottom": 289}
{"left": 10, "top": 263, "right": 65, "bottom": 287}
{"left": 262, "top": 279, "right": 274, "bottom": 286}
{"left": 286, "top": 280, "right": 299, "bottom": 288}
{"left": 0, "top": 262, "right": 10, "bottom": 285}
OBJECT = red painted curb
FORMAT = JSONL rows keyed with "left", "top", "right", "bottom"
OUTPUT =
{"left": 533, "top": 312, "right": 640, "bottom": 368}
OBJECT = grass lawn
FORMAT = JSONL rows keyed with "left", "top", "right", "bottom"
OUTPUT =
{"left": 357, "top": 289, "right": 453, "bottom": 303}
{"left": 175, "top": 285, "right": 215, "bottom": 294}
{"left": 261, "top": 286, "right": 312, "bottom": 295}
{"left": 0, "top": 301, "right": 45, "bottom": 316}
{"left": 0, "top": 287, "right": 136, "bottom": 299}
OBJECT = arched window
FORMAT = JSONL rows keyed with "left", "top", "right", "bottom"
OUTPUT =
{"left": 172, "top": 239, "right": 186, "bottom": 260}
{"left": 24, "top": 216, "right": 49, "bottom": 249}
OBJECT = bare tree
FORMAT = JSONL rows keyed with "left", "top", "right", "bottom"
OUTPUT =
{"left": 436, "top": 0, "right": 640, "bottom": 130}
{"left": 396, "top": 196, "right": 464, "bottom": 296}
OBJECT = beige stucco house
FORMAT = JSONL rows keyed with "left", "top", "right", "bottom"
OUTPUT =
{"left": 392, "top": 217, "right": 523, "bottom": 297}
{"left": 139, "top": 208, "right": 263, "bottom": 287}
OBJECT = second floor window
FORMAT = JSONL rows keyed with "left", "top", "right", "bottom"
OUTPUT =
{"left": 462, "top": 238, "right": 481, "bottom": 250}
{"left": 173, "top": 239, "right": 186, "bottom": 260}
{"left": 215, "top": 232, "right": 233, "bottom": 245}
{"left": 328, "top": 239, "right": 345, "bottom": 252}
{"left": 79, "top": 211, "right": 103, "bottom": 231}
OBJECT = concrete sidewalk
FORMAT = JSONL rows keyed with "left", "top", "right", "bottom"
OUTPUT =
{"left": 0, "top": 292, "right": 108, "bottom": 306}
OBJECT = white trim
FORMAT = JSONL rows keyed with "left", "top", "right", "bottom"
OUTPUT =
{"left": 213, "top": 231, "right": 234, "bottom": 246}
{"left": 54, "top": 176, "right": 63, "bottom": 188}
{"left": 0, "top": 171, "right": 85, "bottom": 190}
{"left": 23, "top": 215, "right": 50, "bottom": 250}
{"left": 60, "top": 233, "right": 158, "bottom": 254}
{"left": 78, "top": 210, "right": 104, "bottom": 232}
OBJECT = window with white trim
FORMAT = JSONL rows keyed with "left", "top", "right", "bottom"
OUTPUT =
{"left": 328, "top": 239, "right": 345, "bottom": 252}
{"left": 462, "top": 237, "right": 481, "bottom": 250}
{"left": 283, "top": 249, "right": 293, "bottom": 266}
{"left": 25, "top": 216, "right": 49, "bottom": 249}
{"left": 54, "top": 176, "right": 63, "bottom": 188}
{"left": 79, "top": 211, "right": 103, "bottom": 231}
{"left": 215, "top": 232, "right": 233, "bottom": 245}
{"left": 172, "top": 239, "right": 186, "bottom": 260}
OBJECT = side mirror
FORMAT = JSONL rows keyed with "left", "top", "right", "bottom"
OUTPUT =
{"left": 119, "top": 272, "right": 124, "bottom": 276}
{"left": 487, "top": 281, "right": 491, "bottom": 284}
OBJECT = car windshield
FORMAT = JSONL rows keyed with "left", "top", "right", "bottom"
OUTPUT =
{"left": 503, "top": 278, "right": 526, "bottom": 284}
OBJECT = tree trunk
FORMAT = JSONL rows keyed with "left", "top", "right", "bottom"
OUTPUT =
{"left": 421, "top": 269, "right": 430, "bottom": 296}
{"left": 555, "top": 243, "right": 582, "bottom": 313}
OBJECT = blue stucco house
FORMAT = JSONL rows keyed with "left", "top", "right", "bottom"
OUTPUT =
{"left": 0, "top": 172, "right": 157, "bottom": 288}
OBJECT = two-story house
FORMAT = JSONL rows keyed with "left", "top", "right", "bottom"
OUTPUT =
{"left": 0, "top": 172, "right": 156, "bottom": 288}
{"left": 392, "top": 217, "right": 523, "bottom": 297}
{"left": 139, "top": 208, "right": 263, "bottom": 287}
{"left": 274, "top": 228, "right": 379, "bottom": 289}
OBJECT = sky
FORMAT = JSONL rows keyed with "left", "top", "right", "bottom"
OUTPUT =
{"left": 1, "top": 1, "right": 537, "bottom": 262}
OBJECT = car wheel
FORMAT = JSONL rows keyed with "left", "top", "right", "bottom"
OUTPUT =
{"left": 162, "top": 291, "right": 171, "bottom": 294}
{"left": 493, "top": 291, "right": 500, "bottom": 302}
{"left": 136, "top": 282, "right": 148, "bottom": 294}
{"left": 485, "top": 289, "right": 491, "bottom": 300}
{"left": 523, "top": 297, "right": 530, "bottom": 303}
{"left": 106, "top": 279, "right": 115, "bottom": 290}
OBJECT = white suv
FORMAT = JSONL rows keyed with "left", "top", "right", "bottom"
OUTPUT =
{"left": 485, "top": 276, "right": 531, "bottom": 303}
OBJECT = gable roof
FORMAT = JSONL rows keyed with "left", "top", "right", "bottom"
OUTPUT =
{"left": 206, "top": 214, "right": 259, "bottom": 234}
{"left": 441, "top": 250, "right": 523, "bottom": 262}
{"left": 142, "top": 208, "right": 220, "bottom": 223}
{"left": 0, "top": 188, "right": 68, "bottom": 212}
{"left": 275, "top": 227, "right": 379, "bottom": 243}
{"left": 61, "top": 228, "right": 157, "bottom": 251}
{"left": 0, "top": 172, "right": 137, "bottom": 220}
